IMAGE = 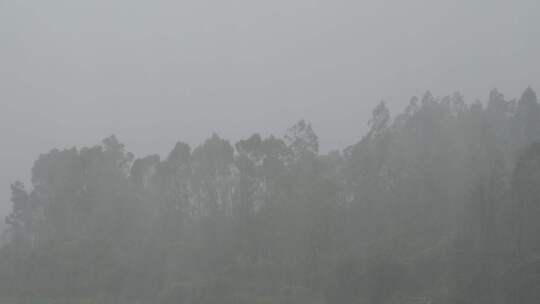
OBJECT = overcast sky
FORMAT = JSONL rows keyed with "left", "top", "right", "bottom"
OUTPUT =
{"left": 1, "top": 0, "right": 539, "bottom": 220}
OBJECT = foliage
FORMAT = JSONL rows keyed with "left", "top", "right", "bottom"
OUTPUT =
{"left": 2, "top": 88, "right": 540, "bottom": 303}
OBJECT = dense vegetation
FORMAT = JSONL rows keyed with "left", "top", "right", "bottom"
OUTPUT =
{"left": 2, "top": 88, "right": 540, "bottom": 303}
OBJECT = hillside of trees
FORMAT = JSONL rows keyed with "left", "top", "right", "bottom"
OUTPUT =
{"left": 2, "top": 88, "right": 540, "bottom": 304}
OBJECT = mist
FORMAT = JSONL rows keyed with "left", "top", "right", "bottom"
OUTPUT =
{"left": 1, "top": 0, "right": 540, "bottom": 303}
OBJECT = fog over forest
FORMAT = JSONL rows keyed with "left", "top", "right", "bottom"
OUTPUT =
{"left": 2, "top": 1, "right": 540, "bottom": 303}
{"left": 2, "top": 0, "right": 540, "bottom": 220}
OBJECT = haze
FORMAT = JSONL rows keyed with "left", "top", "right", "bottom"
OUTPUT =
{"left": 2, "top": 0, "right": 539, "bottom": 218}
{"left": 3, "top": 1, "right": 540, "bottom": 303}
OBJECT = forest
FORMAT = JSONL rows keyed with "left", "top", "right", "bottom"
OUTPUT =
{"left": 2, "top": 87, "right": 540, "bottom": 304}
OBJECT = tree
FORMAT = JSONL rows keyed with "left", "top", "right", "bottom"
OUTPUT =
{"left": 368, "top": 101, "right": 391, "bottom": 138}
{"left": 512, "top": 142, "right": 540, "bottom": 258}
{"left": 3, "top": 87, "right": 540, "bottom": 304}
{"left": 5, "top": 181, "right": 33, "bottom": 248}
{"left": 513, "top": 87, "right": 540, "bottom": 148}
{"left": 285, "top": 120, "right": 319, "bottom": 162}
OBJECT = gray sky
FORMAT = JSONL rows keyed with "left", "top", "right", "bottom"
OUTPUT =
{"left": 1, "top": 0, "right": 539, "bottom": 220}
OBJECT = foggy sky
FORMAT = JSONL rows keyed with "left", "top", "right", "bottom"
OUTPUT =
{"left": 1, "top": 0, "right": 539, "bottom": 221}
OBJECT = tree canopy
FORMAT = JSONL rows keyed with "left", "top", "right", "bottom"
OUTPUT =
{"left": 2, "top": 87, "right": 540, "bottom": 304}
